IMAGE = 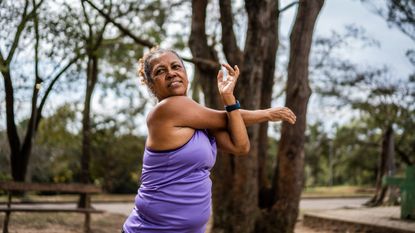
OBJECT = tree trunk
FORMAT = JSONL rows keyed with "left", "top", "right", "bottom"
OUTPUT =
{"left": 260, "top": 1, "right": 324, "bottom": 232}
{"left": 79, "top": 54, "right": 98, "bottom": 207}
{"left": 81, "top": 55, "right": 98, "bottom": 185}
{"left": 2, "top": 69, "right": 22, "bottom": 181}
{"left": 258, "top": 1, "right": 279, "bottom": 209}
{"left": 365, "top": 125, "right": 399, "bottom": 206}
{"left": 190, "top": 0, "right": 282, "bottom": 232}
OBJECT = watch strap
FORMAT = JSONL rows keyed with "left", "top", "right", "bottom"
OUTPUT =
{"left": 225, "top": 100, "right": 241, "bottom": 112}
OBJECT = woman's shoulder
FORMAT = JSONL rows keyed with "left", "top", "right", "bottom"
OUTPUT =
{"left": 147, "top": 96, "right": 194, "bottom": 123}
{"left": 154, "top": 96, "right": 195, "bottom": 115}
{"left": 159, "top": 95, "right": 192, "bottom": 106}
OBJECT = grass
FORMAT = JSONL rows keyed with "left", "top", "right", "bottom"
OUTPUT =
{"left": 0, "top": 212, "right": 126, "bottom": 233}
{"left": 302, "top": 185, "right": 374, "bottom": 198}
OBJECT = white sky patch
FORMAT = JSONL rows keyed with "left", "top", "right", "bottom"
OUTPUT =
{"left": 280, "top": 0, "right": 413, "bottom": 77}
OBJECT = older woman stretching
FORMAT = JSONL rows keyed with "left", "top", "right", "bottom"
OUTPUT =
{"left": 122, "top": 48, "right": 296, "bottom": 233}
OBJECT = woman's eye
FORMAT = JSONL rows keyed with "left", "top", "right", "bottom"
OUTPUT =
{"left": 173, "top": 64, "right": 181, "bottom": 69}
{"left": 155, "top": 69, "right": 164, "bottom": 75}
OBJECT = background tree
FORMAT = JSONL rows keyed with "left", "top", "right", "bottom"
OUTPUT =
{"left": 0, "top": 0, "right": 83, "bottom": 182}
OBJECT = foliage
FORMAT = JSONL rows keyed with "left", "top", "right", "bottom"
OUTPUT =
{"left": 304, "top": 122, "right": 331, "bottom": 186}
{"left": 31, "top": 104, "right": 81, "bottom": 183}
{"left": 311, "top": 25, "right": 415, "bottom": 165}
{"left": 22, "top": 104, "right": 145, "bottom": 193}
{"left": 361, "top": 0, "right": 415, "bottom": 41}
{"left": 90, "top": 126, "right": 145, "bottom": 193}
{"left": 304, "top": 120, "right": 379, "bottom": 187}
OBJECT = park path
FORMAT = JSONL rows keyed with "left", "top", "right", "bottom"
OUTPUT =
{"left": 1, "top": 198, "right": 369, "bottom": 232}
{"left": 92, "top": 198, "right": 369, "bottom": 233}
{"left": 92, "top": 197, "right": 369, "bottom": 216}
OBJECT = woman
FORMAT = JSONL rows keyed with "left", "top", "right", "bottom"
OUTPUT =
{"left": 123, "top": 48, "right": 296, "bottom": 233}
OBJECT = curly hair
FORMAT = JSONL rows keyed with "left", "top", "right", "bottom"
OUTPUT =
{"left": 138, "top": 47, "right": 185, "bottom": 86}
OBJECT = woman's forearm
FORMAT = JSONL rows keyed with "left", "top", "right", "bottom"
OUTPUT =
{"left": 240, "top": 109, "right": 270, "bottom": 126}
{"left": 222, "top": 95, "right": 250, "bottom": 154}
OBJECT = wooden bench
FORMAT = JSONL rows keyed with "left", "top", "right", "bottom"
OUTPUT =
{"left": 0, "top": 182, "right": 104, "bottom": 233}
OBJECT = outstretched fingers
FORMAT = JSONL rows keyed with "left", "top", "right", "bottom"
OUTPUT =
{"left": 222, "top": 64, "right": 239, "bottom": 78}
{"left": 283, "top": 108, "right": 296, "bottom": 124}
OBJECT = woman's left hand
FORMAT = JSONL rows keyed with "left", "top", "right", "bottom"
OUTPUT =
{"left": 217, "top": 64, "right": 240, "bottom": 97}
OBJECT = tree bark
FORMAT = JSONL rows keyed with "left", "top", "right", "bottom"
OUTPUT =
{"left": 81, "top": 55, "right": 98, "bottom": 185}
{"left": 365, "top": 125, "right": 399, "bottom": 206}
{"left": 3, "top": 70, "right": 23, "bottom": 181}
{"left": 263, "top": 1, "right": 324, "bottom": 232}
{"left": 258, "top": 1, "right": 279, "bottom": 209}
{"left": 189, "top": 0, "right": 283, "bottom": 232}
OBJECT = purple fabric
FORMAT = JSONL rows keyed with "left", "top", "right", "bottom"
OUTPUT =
{"left": 123, "top": 129, "right": 217, "bottom": 233}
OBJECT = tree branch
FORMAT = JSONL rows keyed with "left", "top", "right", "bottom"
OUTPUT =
{"left": 35, "top": 53, "right": 85, "bottom": 130}
{"left": 0, "top": 50, "right": 6, "bottom": 72}
{"left": 81, "top": 0, "right": 93, "bottom": 40}
{"left": 84, "top": 0, "right": 218, "bottom": 69}
{"left": 83, "top": 0, "right": 154, "bottom": 47}
{"left": 33, "top": 0, "right": 40, "bottom": 82}
{"left": 6, "top": 0, "right": 29, "bottom": 63}
{"left": 6, "top": 0, "right": 44, "bottom": 64}
{"left": 279, "top": 1, "right": 299, "bottom": 14}
{"left": 93, "top": 2, "right": 112, "bottom": 51}
{"left": 219, "top": 0, "right": 242, "bottom": 65}
{"left": 189, "top": 0, "right": 219, "bottom": 71}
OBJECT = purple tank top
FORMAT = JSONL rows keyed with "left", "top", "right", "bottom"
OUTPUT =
{"left": 123, "top": 129, "right": 217, "bottom": 233}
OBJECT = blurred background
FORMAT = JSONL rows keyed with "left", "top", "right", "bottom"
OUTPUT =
{"left": 0, "top": 0, "right": 414, "bottom": 232}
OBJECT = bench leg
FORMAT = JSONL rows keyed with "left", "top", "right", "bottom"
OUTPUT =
{"left": 3, "top": 193, "right": 11, "bottom": 233}
{"left": 83, "top": 194, "right": 91, "bottom": 233}
{"left": 84, "top": 212, "right": 90, "bottom": 233}
{"left": 3, "top": 211, "right": 10, "bottom": 233}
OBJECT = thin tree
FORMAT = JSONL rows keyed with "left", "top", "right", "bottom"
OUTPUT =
{"left": 0, "top": 0, "right": 83, "bottom": 182}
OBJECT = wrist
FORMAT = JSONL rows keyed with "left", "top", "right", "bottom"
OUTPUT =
{"left": 265, "top": 109, "right": 272, "bottom": 121}
{"left": 225, "top": 100, "right": 240, "bottom": 112}
{"left": 221, "top": 94, "right": 236, "bottom": 106}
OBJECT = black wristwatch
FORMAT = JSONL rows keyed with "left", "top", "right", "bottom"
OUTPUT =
{"left": 225, "top": 100, "right": 241, "bottom": 112}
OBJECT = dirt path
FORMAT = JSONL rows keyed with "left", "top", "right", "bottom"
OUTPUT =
{"left": 1, "top": 198, "right": 368, "bottom": 232}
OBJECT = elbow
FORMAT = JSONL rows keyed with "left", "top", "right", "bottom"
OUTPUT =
{"left": 235, "top": 141, "right": 250, "bottom": 156}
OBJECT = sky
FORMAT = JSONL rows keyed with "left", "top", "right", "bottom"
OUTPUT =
{"left": 281, "top": 0, "right": 413, "bottom": 77}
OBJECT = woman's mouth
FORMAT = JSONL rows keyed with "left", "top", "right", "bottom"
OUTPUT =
{"left": 168, "top": 80, "right": 182, "bottom": 87}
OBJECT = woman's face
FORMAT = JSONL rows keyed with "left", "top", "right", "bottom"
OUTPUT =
{"left": 148, "top": 52, "right": 188, "bottom": 101}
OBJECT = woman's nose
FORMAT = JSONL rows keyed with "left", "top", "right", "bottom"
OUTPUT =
{"left": 165, "top": 69, "right": 176, "bottom": 79}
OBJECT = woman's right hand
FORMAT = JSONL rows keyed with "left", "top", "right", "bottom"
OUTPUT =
{"left": 217, "top": 64, "right": 240, "bottom": 103}
{"left": 267, "top": 107, "right": 296, "bottom": 124}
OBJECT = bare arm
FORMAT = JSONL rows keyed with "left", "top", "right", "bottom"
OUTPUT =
{"left": 153, "top": 64, "right": 249, "bottom": 155}
{"left": 240, "top": 107, "right": 296, "bottom": 126}
{"left": 213, "top": 64, "right": 249, "bottom": 155}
